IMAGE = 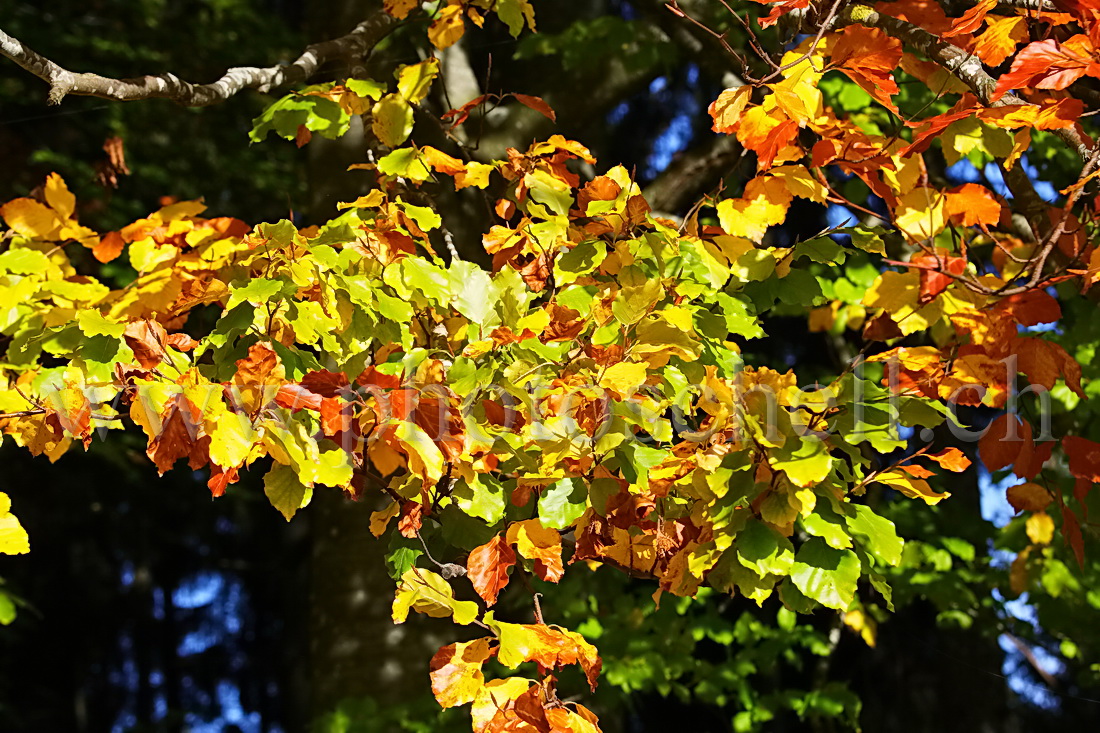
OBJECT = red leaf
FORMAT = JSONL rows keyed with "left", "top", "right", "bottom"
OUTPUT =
{"left": 301, "top": 369, "right": 350, "bottom": 398}
{"left": 513, "top": 93, "right": 556, "bottom": 122}
{"left": 294, "top": 124, "right": 312, "bottom": 148}
{"left": 979, "top": 414, "right": 1032, "bottom": 472}
{"left": 995, "top": 289, "right": 1061, "bottom": 326}
{"left": 467, "top": 534, "right": 516, "bottom": 606}
{"left": 911, "top": 252, "right": 968, "bottom": 302}
{"left": 1063, "top": 435, "right": 1100, "bottom": 482}
{"left": 208, "top": 464, "right": 240, "bottom": 498}
{"left": 1062, "top": 504, "right": 1085, "bottom": 568}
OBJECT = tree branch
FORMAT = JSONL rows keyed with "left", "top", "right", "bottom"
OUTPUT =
{"left": 830, "top": 5, "right": 1090, "bottom": 160}
{"left": 0, "top": 14, "right": 398, "bottom": 107}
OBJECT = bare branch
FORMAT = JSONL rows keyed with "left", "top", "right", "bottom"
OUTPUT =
{"left": 0, "top": 14, "right": 398, "bottom": 107}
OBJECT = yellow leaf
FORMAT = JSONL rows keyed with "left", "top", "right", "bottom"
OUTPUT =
{"left": 391, "top": 567, "right": 480, "bottom": 624}
{"left": 843, "top": 608, "right": 877, "bottom": 647}
{"left": 470, "top": 678, "right": 534, "bottom": 732}
{"left": 717, "top": 176, "right": 791, "bottom": 241}
{"left": 708, "top": 85, "right": 752, "bottom": 134}
{"left": 874, "top": 469, "right": 950, "bottom": 504}
{"left": 208, "top": 411, "right": 256, "bottom": 468}
{"left": 372, "top": 94, "right": 415, "bottom": 148}
{"left": 895, "top": 187, "right": 947, "bottom": 241}
{"left": 397, "top": 58, "right": 441, "bottom": 104}
{"left": 0, "top": 198, "right": 62, "bottom": 240}
{"left": 769, "top": 165, "right": 827, "bottom": 203}
{"left": 43, "top": 172, "right": 76, "bottom": 221}
{"left": 430, "top": 637, "right": 494, "bottom": 708}
{"left": 456, "top": 162, "right": 494, "bottom": 190}
{"left": 428, "top": 4, "right": 466, "bottom": 49}
{"left": 1026, "top": 511, "right": 1054, "bottom": 545}
{"left": 599, "top": 360, "right": 648, "bottom": 399}
{"left": 0, "top": 493, "right": 29, "bottom": 555}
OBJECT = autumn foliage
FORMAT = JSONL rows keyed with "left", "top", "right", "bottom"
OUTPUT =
{"left": 3, "top": 0, "right": 1100, "bottom": 728}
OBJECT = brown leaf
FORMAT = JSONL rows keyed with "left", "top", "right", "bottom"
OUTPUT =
{"left": 124, "top": 320, "right": 169, "bottom": 369}
{"left": 1006, "top": 482, "right": 1052, "bottom": 513}
{"left": 147, "top": 393, "right": 202, "bottom": 475}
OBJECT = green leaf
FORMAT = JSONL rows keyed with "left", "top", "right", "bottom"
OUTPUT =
{"left": 264, "top": 464, "right": 313, "bottom": 521}
{"left": 76, "top": 310, "right": 125, "bottom": 339}
{"left": 374, "top": 289, "right": 415, "bottom": 322}
{"left": 453, "top": 474, "right": 507, "bottom": 524}
{"left": 769, "top": 436, "right": 832, "bottom": 488}
{"left": 538, "top": 477, "right": 588, "bottom": 529}
{"left": 799, "top": 507, "right": 852, "bottom": 550}
{"left": 844, "top": 504, "right": 903, "bottom": 567}
{"left": 736, "top": 519, "right": 795, "bottom": 578}
{"left": 555, "top": 240, "right": 606, "bottom": 285}
{"left": 249, "top": 90, "right": 350, "bottom": 142}
{"left": 790, "top": 538, "right": 860, "bottom": 610}
{"left": 346, "top": 77, "right": 386, "bottom": 100}
{"left": 715, "top": 293, "right": 765, "bottom": 339}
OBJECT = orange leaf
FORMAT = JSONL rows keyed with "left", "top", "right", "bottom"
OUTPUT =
{"left": 924, "top": 447, "right": 971, "bottom": 472}
{"left": 736, "top": 107, "right": 798, "bottom": 170}
{"left": 421, "top": 146, "right": 467, "bottom": 174}
{"left": 429, "top": 637, "right": 494, "bottom": 708}
{"left": 899, "top": 463, "right": 935, "bottom": 478}
{"left": 973, "top": 16, "right": 1028, "bottom": 67}
{"left": 979, "top": 98, "right": 1085, "bottom": 130}
{"left": 945, "top": 183, "right": 1001, "bottom": 227}
{"left": 979, "top": 414, "right": 1032, "bottom": 472}
{"left": 831, "top": 25, "right": 902, "bottom": 111}
{"left": 490, "top": 619, "right": 602, "bottom": 690}
{"left": 513, "top": 93, "right": 556, "bottom": 122}
{"left": 93, "top": 230, "right": 125, "bottom": 263}
{"left": 467, "top": 534, "right": 516, "bottom": 606}
{"left": 943, "top": 0, "right": 997, "bottom": 38}
{"left": 910, "top": 251, "right": 967, "bottom": 302}
{"left": 506, "top": 518, "right": 564, "bottom": 582}
{"left": 992, "top": 35, "right": 1098, "bottom": 101}
{"left": 398, "top": 501, "right": 424, "bottom": 538}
